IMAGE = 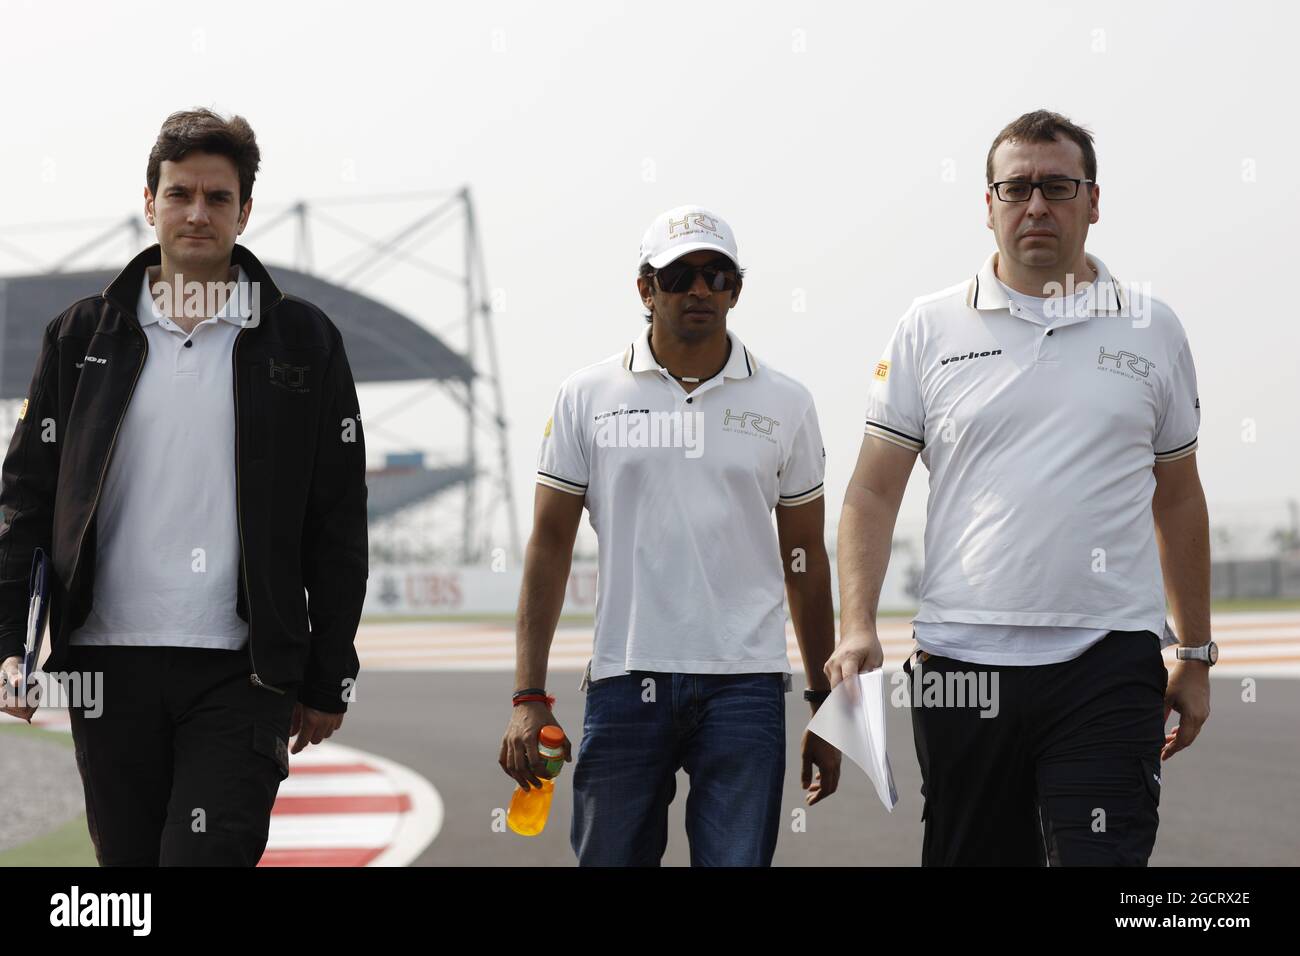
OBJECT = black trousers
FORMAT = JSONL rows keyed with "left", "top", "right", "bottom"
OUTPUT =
{"left": 65, "top": 644, "right": 298, "bottom": 867}
{"left": 907, "top": 629, "right": 1167, "bottom": 867}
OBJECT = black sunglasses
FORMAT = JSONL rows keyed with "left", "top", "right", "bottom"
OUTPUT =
{"left": 652, "top": 261, "right": 741, "bottom": 294}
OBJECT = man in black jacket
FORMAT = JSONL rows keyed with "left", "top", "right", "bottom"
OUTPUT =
{"left": 0, "top": 109, "right": 368, "bottom": 865}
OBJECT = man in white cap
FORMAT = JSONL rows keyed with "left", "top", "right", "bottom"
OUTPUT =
{"left": 499, "top": 205, "right": 841, "bottom": 866}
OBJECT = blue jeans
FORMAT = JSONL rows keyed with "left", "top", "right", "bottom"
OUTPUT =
{"left": 571, "top": 671, "right": 787, "bottom": 867}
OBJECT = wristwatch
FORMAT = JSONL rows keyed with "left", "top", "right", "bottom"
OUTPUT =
{"left": 1175, "top": 642, "right": 1218, "bottom": 666}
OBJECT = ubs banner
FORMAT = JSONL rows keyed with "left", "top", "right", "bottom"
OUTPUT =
{"left": 362, "top": 561, "right": 916, "bottom": 617}
{"left": 363, "top": 563, "right": 602, "bottom": 617}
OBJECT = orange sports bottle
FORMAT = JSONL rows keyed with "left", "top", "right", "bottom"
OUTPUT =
{"left": 507, "top": 725, "right": 566, "bottom": 836}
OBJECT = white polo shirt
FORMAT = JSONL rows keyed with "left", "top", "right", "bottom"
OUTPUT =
{"left": 909, "top": 279, "right": 1110, "bottom": 664}
{"left": 70, "top": 266, "right": 252, "bottom": 650}
{"left": 865, "top": 253, "right": 1200, "bottom": 652}
{"left": 538, "top": 324, "right": 826, "bottom": 681}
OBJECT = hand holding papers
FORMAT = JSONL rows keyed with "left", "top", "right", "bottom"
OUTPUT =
{"left": 806, "top": 669, "right": 898, "bottom": 811}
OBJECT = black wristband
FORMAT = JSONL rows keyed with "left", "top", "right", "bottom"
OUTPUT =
{"left": 513, "top": 687, "right": 548, "bottom": 699}
{"left": 803, "top": 689, "right": 831, "bottom": 704}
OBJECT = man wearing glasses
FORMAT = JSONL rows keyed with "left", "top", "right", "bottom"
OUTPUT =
{"left": 830, "top": 111, "right": 1212, "bottom": 865}
{"left": 499, "top": 206, "right": 840, "bottom": 866}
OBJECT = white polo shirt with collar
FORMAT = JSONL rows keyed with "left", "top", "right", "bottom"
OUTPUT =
{"left": 538, "top": 323, "right": 826, "bottom": 682}
{"left": 70, "top": 265, "right": 253, "bottom": 650}
{"left": 865, "top": 253, "right": 1200, "bottom": 662}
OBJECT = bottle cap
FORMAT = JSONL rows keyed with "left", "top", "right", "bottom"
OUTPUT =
{"left": 539, "top": 725, "right": 565, "bottom": 748}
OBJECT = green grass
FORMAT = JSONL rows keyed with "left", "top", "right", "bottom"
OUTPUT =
{"left": 0, "top": 723, "right": 96, "bottom": 867}
{"left": 0, "top": 719, "right": 75, "bottom": 748}
{"left": 0, "top": 815, "right": 97, "bottom": 867}
{"left": 1208, "top": 597, "right": 1300, "bottom": 612}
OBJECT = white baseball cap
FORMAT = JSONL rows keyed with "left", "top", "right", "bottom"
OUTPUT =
{"left": 638, "top": 205, "right": 741, "bottom": 270}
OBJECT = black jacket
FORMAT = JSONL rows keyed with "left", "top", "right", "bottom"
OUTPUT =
{"left": 0, "top": 244, "right": 367, "bottom": 713}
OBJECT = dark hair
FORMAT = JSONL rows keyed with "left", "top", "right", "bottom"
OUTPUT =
{"left": 985, "top": 109, "right": 1096, "bottom": 185}
{"left": 146, "top": 108, "right": 261, "bottom": 205}
{"left": 639, "top": 258, "right": 746, "bottom": 323}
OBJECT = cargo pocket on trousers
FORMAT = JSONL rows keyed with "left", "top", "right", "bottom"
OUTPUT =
{"left": 252, "top": 723, "right": 291, "bottom": 781}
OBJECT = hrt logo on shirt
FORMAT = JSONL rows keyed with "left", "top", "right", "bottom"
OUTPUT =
{"left": 1097, "top": 347, "right": 1154, "bottom": 378}
{"left": 722, "top": 408, "right": 779, "bottom": 440}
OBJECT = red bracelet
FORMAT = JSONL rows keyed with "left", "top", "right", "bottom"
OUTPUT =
{"left": 513, "top": 693, "right": 556, "bottom": 707}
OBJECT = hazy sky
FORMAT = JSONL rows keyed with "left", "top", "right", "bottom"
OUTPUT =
{"left": 2, "top": 0, "right": 1297, "bottom": 557}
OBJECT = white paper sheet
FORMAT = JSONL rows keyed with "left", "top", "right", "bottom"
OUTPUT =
{"left": 806, "top": 670, "right": 898, "bottom": 811}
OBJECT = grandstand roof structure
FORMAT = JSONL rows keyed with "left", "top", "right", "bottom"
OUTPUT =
{"left": 0, "top": 265, "right": 475, "bottom": 399}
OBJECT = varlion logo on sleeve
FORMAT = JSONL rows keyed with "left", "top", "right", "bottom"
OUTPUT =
{"left": 543, "top": 416, "right": 552, "bottom": 438}
{"left": 874, "top": 361, "right": 890, "bottom": 381}
{"left": 18, "top": 398, "right": 28, "bottom": 421}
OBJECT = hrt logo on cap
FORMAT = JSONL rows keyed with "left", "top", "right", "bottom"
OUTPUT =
{"left": 669, "top": 212, "right": 718, "bottom": 238}
{"left": 638, "top": 204, "right": 741, "bottom": 270}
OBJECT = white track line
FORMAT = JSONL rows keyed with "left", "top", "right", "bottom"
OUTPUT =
{"left": 333, "top": 742, "right": 444, "bottom": 868}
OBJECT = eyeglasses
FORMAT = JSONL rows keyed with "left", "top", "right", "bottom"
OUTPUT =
{"left": 989, "top": 178, "right": 1096, "bottom": 202}
{"left": 652, "top": 262, "right": 740, "bottom": 294}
